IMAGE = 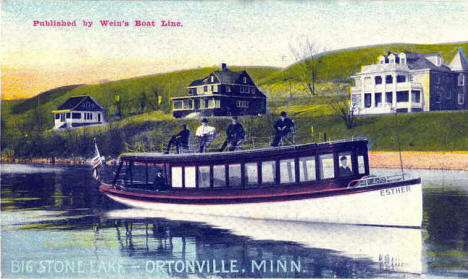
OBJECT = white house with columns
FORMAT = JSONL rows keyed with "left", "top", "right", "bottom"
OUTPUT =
{"left": 350, "top": 48, "right": 468, "bottom": 115}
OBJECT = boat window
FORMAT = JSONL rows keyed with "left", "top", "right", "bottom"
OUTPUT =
{"left": 229, "top": 164, "right": 242, "bottom": 187}
{"left": 358, "top": 155, "right": 366, "bottom": 174}
{"left": 171, "top": 167, "right": 183, "bottom": 188}
{"left": 245, "top": 163, "right": 258, "bottom": 185}
{"left": 319, "top": 154, "right": 335, "bottom": 179}
{"left": 261, "top": 161, "right": 276, "bottom": 184}
{"left": 338, "top": 152, "right": 354, "bottom": 177}
{"left": 185, "top": 166, "right": 196, "bottom": 188}
{"left": 198, "top": 166, "right": 211, "bottom": 188}
{"left": 280, "top": 159, "right": 296, "bottom": 184}
{"left": 213, "top": 165, "right": 226, "bottom": 187}
{"left": 299, "top": 156, "right": 316, "bottom": 182}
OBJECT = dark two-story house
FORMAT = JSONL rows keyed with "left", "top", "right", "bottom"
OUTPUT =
{"left": 171, "top": 63, "right": 267, "bottom": 118}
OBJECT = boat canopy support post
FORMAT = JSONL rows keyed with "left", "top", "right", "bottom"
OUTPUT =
{"left": 112, "top": 161, "right": 124, "bottom": 186}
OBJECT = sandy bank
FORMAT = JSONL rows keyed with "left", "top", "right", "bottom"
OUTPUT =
{"left": 369, "top": 151, "right": 468, "bottom": 171}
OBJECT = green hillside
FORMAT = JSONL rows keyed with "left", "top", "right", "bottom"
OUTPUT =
{"left": 261, "top": 42, "right": 468, "bottom": 86}
{"left": 2, "top": 42, "right": 468, "bottom": 159}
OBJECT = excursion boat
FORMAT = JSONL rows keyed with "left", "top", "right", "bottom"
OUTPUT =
{"left": 98, "top": 138, "right": 423, "bottom": 227}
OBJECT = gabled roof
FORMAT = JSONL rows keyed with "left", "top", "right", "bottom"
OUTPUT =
{"left": 449, "top": 47, "right": 468, "bottom": 71}
{"left": 56, "top": 96, "right": 104, "bottom": 111}
{"left": 188, "top": 68, "right": 251, "bottom": 86}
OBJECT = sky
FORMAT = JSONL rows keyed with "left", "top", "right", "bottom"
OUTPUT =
{"left": 2, "top": 0, "right": 468, "bottom": 100}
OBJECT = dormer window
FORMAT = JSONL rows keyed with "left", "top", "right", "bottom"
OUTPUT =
{"left": 243, "top": 77, "right": 247, "bottom": 83}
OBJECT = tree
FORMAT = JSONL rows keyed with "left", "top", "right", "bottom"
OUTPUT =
{"left": 290, "top": 38, "right": 326, "bottom": 96}
{"left": 139, "top": 92, "right": 148, "bottom": 113}
{"left": 327, "top": 88, "right": 356, "bottom": 129}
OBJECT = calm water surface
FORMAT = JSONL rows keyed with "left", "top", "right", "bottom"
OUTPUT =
{"left": 1, "top": 164, "right": 467, "bottom": 278}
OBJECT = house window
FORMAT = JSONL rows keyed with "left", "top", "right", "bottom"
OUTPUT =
{"left": 458, "top": 93, "right": 465, "bottom": 105}
{"left": 72, "top": 113, "right": 81, "bottom": 119}
{"left": 435, "top": 75, "right": 441, "bottom": 84}
{"left": 236, "top": 100, "right": 249, "bottom": 108}
{"left": 66, "top": 113, "right": 71, "bottom": 119}
{"left": 198, "top": 166, "right": 211, "bottom": 188}
{"left": 375, "top": 76, "right": 382, "bottom": 85}
{"left": 411, "top": 90, "right": 421, "bottom": 103}
{"left": 386, "top": 92, "right": 393, "bottom": 104}
{"left": 204, "top": 86, "right": 207, "bottom": 92}
{"left": 446, "top": 90, "right": 451, "bottom": 100}
{"left": 280, "top": 159, "right": 296, "bottom": 184}
{"left": 397, "top": 75, "right": 406, "bottom": 83}
{"left": 250, "top": 87, "right": 255, "bottom": 94}
{"left": 386, "top": 75, "right": 393, "bottom": 84}
{"left": 401, "top": 58, "right": 406, "bottom": 64}
{"left": 213, "top": 165, "right": 226, "bottom": 187}
{"left": 174, "top": 101, "right": 183, "bottom": 110}
{"left": 210, "top": 75, "right": 214, "bottom": 83}
{"left": 229, "top": 164, "right": 242, "bottom": 187}
{"left": 458, "top": 73, "right": 465, "bottom": 86}
{"left": 319, "top": 154, "right": 335, "bottom": 179}
{"left": 435, "top": 92, "right": 441, "bottom": 103}
{"left": 55, "top": 114, "right": 60, "bottom": 119}
{"left": 364, "top": 93, "right": 372, "bottom": 108}
{"left": 261, "top": 161, "right": 276, "bottom": 184}
{"left": 375, "top": 93, "right": 382, "bottom": 107}
{"left": 243, "top": 77, "right": 247, "bottom": 83}
{"left": 299, "top": 156, "right": 316, "bottom": 182}
{"left": 245, "top": 163, "right": 258, "bottom": 185}
{"left": 409, "top": 75, "right": 414, "bottom": 82}
{"left": 226, "top": 86, "right": 231, "bottom": 92}
{"left": 183, "top": 100, "right": 193, "bottom": 109}
{"left": 211, "top": 85, "right": 214, "bottom": 92}
{"left": 397, "top": 91, "right": 409, "bottom": 102}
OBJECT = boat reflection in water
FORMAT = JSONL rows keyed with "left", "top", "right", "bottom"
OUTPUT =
{"left": 105, "top": 209, "right": 422, "bottom": 277}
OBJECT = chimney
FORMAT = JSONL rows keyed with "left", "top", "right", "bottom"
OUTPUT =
{"left": 221, "top": 63, "right": 227, "bottom": 70}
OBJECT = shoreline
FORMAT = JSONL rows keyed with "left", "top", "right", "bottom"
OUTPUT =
{"left": 2, "top": 151, "right": 468, "bottom": 171}
{"left": 369, "top": 151, "right": 468, "bottom": 171}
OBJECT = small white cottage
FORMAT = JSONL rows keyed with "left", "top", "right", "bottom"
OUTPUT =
{"left": 52, "top": 96, "right": 107, "bottom": 130}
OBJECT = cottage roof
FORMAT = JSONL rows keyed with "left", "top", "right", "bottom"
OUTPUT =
{"left": 449, "top": 47, "right": 468, "bottom": 71}
{"left": 188, "top": 68, "right": 250, "bottom": 86}
{"left": 55, "top": 96, "right": 104, "bottom": 111}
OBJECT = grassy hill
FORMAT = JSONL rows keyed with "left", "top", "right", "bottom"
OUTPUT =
{"left": 2, "top": 42, "right": 468, "bottom": 159}
{"left": 261, "top": 42, "right": 468, "bottom": 86}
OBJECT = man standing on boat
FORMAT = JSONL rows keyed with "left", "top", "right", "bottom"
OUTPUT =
{"left": 219, "top": 117, "right": 245, "bottom": 152}
{"left": 339, "top": 156, "right": 353, "bottom": 177}
{"left": 196, "top": 118, "right": 216, "bottom": 152}
{"left": 271, "top": 111, "right": 295, "bottom": 147}
{"left": 165, "top": 124, "right": 190, "bottom": 154}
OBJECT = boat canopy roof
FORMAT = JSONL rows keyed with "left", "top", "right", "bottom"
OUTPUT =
{"left": 119, "top": 138, "right": 369, "bottom": 164}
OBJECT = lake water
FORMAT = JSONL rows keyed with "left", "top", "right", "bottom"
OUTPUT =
{"left": 1, "top": 164, "right": 467, "bottom": 278}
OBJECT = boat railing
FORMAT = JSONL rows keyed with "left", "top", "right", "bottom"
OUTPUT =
{"left": 157, "top": 135, "right": 368, "bottom": 154}
{"left": 347, "top": 174, "right": 407, "bottom": 188}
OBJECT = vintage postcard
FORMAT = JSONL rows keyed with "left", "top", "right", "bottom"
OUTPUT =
{"left": 1, "top": 0, "right": 468, "bottom": 278}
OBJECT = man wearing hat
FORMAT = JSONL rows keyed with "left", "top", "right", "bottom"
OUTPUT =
{"left": 196, "top": 118, "right": 216, "bottom": 152}
{"left": 271, "top": 111, "right": 295, "bottom": 147}
{"left": 219, "top": 117, "right": 245, "bottom": 152}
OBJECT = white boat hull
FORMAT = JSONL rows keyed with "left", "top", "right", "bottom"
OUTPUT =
{"left": 105, "top": 182, "right": 423, "bottom": 228}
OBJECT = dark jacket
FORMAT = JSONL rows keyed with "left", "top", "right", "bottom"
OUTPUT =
{"left": 176, "top": 129, "right": 190, "bottom": 146}
{"left": 226, "top": 123, "right": 245, "bottom": 140}
{"left": 274, "top": 117, "right": 294, "bottom": 134}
